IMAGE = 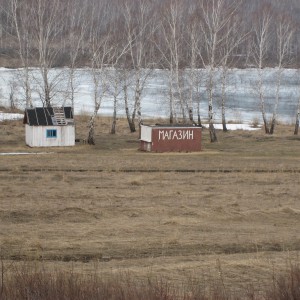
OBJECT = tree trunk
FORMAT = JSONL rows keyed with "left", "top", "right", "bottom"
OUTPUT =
{"left": 87, "top": 101, "right": 101, "bottom": 145}
{"left": 197, "top": 113, "right": 202, "bottom": 127}
{"left": 170, "top": 83, "right": 174, "bottom": 124}
{"left": 294, "top": 118, "right": 299, "bottom": 135}
{"left": 262, "top": 115, "right": 270, "bottom": 134}
{"left": 24, "top": 69, "right": 32, "bottom": 108}
{"left": 258, "top": 70, "right": 270, "bottom": 134}
{"left": 270, "top": 70, "right": 282, "bottom": 134}
{"left": 269, "top": 118, "right": 276, "bottom": 135}
{"left": 168, "top": 69, "right": 174, "bottom": 124}
{"left": 110, "top": 95, "right": 117, "bottom": 134}
{"left": 221, "top": 67, "right": 228, "bottom": 132}
{"left": 175, "top": 69, "right": 186, "bottom": 122}
{"left": 222, "top": 120, "right": 228, "bottom": 132}
{"left": 208, "top": 69, "right": 217, "bottom": 142}
{"left": 124, "top": 84, "right": 136, "bottom": 133}
{"left": 169, "top": 111, "right": 174, "bottom": 124}
{"left": 196, "top": 83, "right": 202, "bottom": 127}
{"left": 135, "top": 77, "right": 142, "bottom": 125}
{"left": 42, "top": 68, "right": 51, "bottom": 107}
{"left": 209, "top": 122, "right": 218, "bottom": 143}
{"left": 294, "top": 98, "right": 300, "bottom": 135}
{"left": 87, "top": 114, "right": 96, "bottom": 145}
{"left": 188, "top": 107, "right": 194, "bottom": 124}
{"left": 197, "top": 99, "right": 202, "bottom": 127}
{"left": 209, "top": 102, "right": 217, "bottom": 142}
{"left": 221, "top": 102, "right": 228, "bottom": 131}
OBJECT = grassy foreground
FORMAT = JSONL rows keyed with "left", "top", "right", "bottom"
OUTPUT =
{"left": 0, "top": 115, "right": 300, "bottom": 299}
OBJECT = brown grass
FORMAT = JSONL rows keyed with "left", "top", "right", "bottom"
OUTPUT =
{"left": 0, "top": 115, "right": 300, "bottom": 298}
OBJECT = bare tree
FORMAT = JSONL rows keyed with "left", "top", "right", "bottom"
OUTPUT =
{"left": 250, "top": 3, "right": 273, "bottom": 134}
{"left": 198, "top": 0, "right": 242, "bottom": 142}
{"left": 251, "top": 4, "right": 294, "bottom": 134}
{"left": 121, "top": 0, "right": 157, "bottom": 132}
{"left": 87, "top": 5, "right": 113, "bottom": 145}
{"left": 29, "top": 0, "right": 66, "bottom": 107}
{"left": 219, "top": 15, "right": 248, "bottom": 132}
{"left": 6, "top": 0, "right": 33, "bottom": 107}
{"left": 269, "top": 14, "right": 294, "bottom": 134}
{"left": 160, "top": 0, "right": 187, "bottom": 123}
{"left": 87, "top": 0, "right": 130, "bottom": 143}
{"left": 109, "top": 66, "right": 123, "bottom": 134}
{"left": 103, "top": 10, "right": 125, "bottom": 135}
{"left": 294, "top": 96, "right": 300, "bottom": 135}
{"left": 185, "top": 5, "right": 201, "bottom": 125}
{"left": 106, "top": 41, "right": 126, "bottom": 135}
{"left": 87, "top": 42, "right": 113, "bottom": 145}
{"left": 63, "top": 0, "right": 89, "bottom": 112}
{"left": 8, "top": 79, "right": 18, "bottom": 109}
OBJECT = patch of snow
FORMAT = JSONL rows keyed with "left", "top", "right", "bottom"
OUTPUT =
{"left": 0, "top": 111, "right": 23, "bottom": 122}
{"left": 211, "top": 124, "right": 261, "bottom": 131}
{"left": 0, "top": 152, "right": 53, "bottom": 155}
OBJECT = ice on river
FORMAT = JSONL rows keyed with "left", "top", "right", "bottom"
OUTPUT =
{"left": 0, "top": 67, "right": 299, "bottom": 124}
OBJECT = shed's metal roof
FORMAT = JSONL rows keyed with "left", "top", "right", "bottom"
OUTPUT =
{"left": 23, "top": 107, "right": 73, "bottom": 126}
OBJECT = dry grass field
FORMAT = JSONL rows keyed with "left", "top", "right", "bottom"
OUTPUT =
{"left": 0, "top": 114, "right": 300, "bottom": 298}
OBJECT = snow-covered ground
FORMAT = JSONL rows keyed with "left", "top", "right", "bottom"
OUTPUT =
{"left": 0, "top": 152, "right": 52, "bottom": 155}
{"left": 0, "top": 111, "right": 23, "bottom": 121}
{"left": 212, "top": 123, "right": 261, "bottom": 131}
{"left": 0, "top": 67, "right": 299, "bottom": 124}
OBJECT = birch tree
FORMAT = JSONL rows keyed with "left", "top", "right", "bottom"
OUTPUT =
{"left": 294, "top": 96, "right": 300, "bottom": 135}
{"left": 121, "top": 0, "right": 157, "bottom": 132}
{"left": 107, "top": 35, "right": 126, "bottom": 135}
{"left": 63, "top": 0, "right": 89, "bottom": 111}
{"left": 252, "top": 5, "right": 293, "bottom": 134}
{"left": 251, "top": 4, "right": 273, "bottom": 134}
{"left": 160, "top": 0, "right": 186, "bottom": 123}
{"left": 87, "top": 0, "right": 130, "bottom": 143}
{"left": 269, "top": 14, "right": 294, "bottom": 134}
{"left": 219, "top": 15, "right": 248, "bottom": 132}
{"left": 87, "top": 1, "right": 113, "bottom": 145}
{"left": 198, "top": 0, "right": 242, "bottom": 142}
{"left": 30, "top": 0, "right": 65, "bottom": 107}
{"left": 109, "top": 67, "right": 123, "bottom": 134}
{"left": 185, "top": 6, "right": 201, "bottom": 125}
{"left": 7, "top": 0, "right": 33, "bottom": 107}
{"left": 293, "top": 69, "right": 300, "bottom": 135}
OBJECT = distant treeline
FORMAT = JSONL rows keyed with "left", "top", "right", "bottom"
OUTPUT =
{"left": 0, "top": 0, "right": 299, "bottom": 68}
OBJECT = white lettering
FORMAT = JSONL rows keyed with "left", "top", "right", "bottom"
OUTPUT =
{"left": 158, "top": 129, "right": 195, "bottom": 140}
{"left": 173, "top": 130, "right": 178, "bottom": 139}
{"left": 178, "top": 130, "right": 182, "bottom": 140}
{"left": 182, "top": 130, "right": 188, "bottom": 140}
{"left": 159, "top": 130, "right": 164, "bottom": 140}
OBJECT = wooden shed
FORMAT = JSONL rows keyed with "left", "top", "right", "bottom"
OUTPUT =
{"left": 140, "top": 124, "right": 202, "bottom": 152}
{"left": 23, "top": 107, "right": 75, "bottom": 147}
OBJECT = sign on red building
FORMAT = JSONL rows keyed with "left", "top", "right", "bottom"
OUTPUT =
{"left": 140, "top": 124, "right": 202, "bottom": 152}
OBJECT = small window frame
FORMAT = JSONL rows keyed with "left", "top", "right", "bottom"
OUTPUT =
{"left": 46, "top": 129, "right": 57, "bottom": 138}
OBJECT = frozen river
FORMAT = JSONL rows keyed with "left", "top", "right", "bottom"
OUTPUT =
{"left": 0, "top": 67, "right": 299, "bottom": 124}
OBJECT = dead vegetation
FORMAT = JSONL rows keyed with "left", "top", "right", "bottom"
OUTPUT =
{"left": 0, "top": 262, "right": 299, "bottom": 299}
{"left": 0, "top": 116, "right": 300, "bottom": 298}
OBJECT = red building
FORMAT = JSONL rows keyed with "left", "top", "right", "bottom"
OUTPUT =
{"left": 140, "top": 124, "right": 202, "bottom": 152}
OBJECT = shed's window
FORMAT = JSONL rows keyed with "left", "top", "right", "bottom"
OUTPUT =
{"left": 46, "top": 129, "right": 57, "bottom": 138}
